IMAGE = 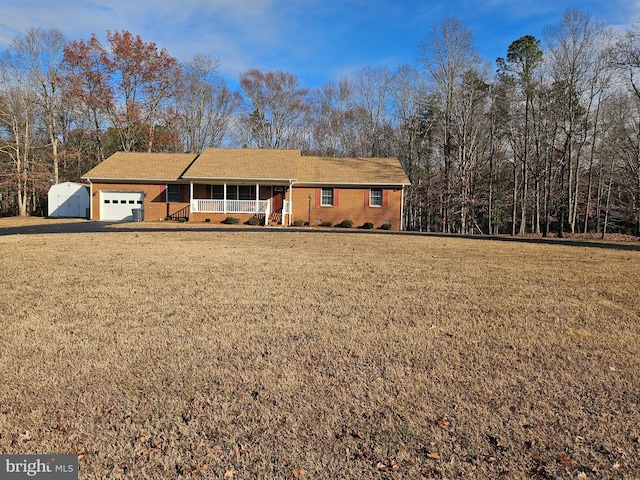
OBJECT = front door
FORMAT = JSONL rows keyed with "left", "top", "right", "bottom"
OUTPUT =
{"left": 272, "top": 186, "right": 284, "bottom": 212}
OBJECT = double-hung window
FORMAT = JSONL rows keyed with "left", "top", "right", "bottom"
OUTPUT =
{"left": 321, "top": 187, "right": 334, "bottom": 206}
{"left": 212, "top": 185, "right": 224, "bottom": 200}
{"left": 239, "top": 185, "right": 252, "bottom": 200}
{"left": 167, "top": 184, "right": 180, "bottom": 203}
{"left": 370, "top": 188, "right": 383, "bottom": 207}
{"left": 225, "top": 185, "right": 253, "bottom": 200}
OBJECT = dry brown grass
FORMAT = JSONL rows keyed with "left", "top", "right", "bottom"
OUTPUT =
{"left": 0, "top": 217, "right": 87, "bottom": 227}
{"left": 0, "top": 230, "right": 639, "bottom": 479}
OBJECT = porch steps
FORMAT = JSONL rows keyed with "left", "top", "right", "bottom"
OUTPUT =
{"left": 269, "top": 212, "right": 282, "bottom": 225}
{"left": 168, "top": 205, "right": 190, "bottom": 221}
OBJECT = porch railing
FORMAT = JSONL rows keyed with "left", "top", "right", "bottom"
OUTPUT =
{"left": 191, "top": 199, "right": 270, "bottom": 214}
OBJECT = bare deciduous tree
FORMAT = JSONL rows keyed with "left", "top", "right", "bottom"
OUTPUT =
{"left": 239, "top": 69, "right": 309, "bottom": 149}
{"left": 418, "top": 16, "right": 484, "bottom": 232}
{"left": 176, "top": 54, "right": 240, "bottom": 152}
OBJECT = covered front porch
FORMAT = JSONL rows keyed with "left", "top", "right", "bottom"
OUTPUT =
{"left": 188, "top": 182, "right": 292, "bottom": 225}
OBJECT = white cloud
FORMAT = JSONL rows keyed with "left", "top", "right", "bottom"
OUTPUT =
{"left": 4, "top": 0, "right": 638, "bottom": 90}
{"left": 0, "top": 0, "right": 300, "bottom": 81}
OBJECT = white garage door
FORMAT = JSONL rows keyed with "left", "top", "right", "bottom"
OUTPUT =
{"left": 100, "top": 191, "right": 144, "bottom": 221}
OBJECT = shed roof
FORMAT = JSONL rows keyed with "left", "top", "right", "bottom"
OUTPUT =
{"left": 183, "top": 148, "right": 300, "bottom": 181}
{"left": 296, "top": 156, "right": 410, "bottom": 186}
{"left": 82, "top": 152, "right": 198, "bottom": 181}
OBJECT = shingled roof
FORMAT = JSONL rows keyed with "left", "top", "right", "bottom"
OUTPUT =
{"left": 183, "top": 148, "right": 299, "bottom": 181}
{"left": 82, "top": 149, "right": 410, "bottom": 186}
{"left": 297, "top": 156, "right": 410, "bottom": 186}
{"left": 82, "top": 152, "right": 198, "bottom": 181}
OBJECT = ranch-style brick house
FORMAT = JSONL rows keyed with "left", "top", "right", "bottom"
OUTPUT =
{"left": 81, "top": 148, "right": 410, "bottom": 230}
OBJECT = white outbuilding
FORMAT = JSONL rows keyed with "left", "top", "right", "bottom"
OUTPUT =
{"left": 48, "top": 182, "right": 90, "bottom": 218}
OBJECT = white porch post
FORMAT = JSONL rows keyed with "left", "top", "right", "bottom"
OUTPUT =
{"left": 256, "top": 183, "right": 259, "bottom": 213}
{"left": 190, "top": 182, "right": 194, "bottom": 213}
{"left": 223, "top": 183, "right": 227, "bottom": 214}
{"left": 283, "top": 180, "right": 293, "bottom": 225}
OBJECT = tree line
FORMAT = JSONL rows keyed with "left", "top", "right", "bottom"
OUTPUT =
{"left": 1, "top": 8, "right": 639, "bottom": 237}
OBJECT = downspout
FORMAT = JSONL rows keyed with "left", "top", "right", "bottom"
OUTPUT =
{"left": 87, "top": 179, "right": 93, "bottom": 220}
{"left": 400, "top": 185, "right": 405, "bottom": 231}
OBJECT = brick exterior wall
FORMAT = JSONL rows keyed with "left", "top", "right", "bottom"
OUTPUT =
{"left": 90, "top": 183, "right": 189, "bottom": 221}
{"left": 291, "top": 186, "right": 404, "bottom": 231}
{"left": 90, "top": 183, "right": 404, "bottom": 230}
{"left": 190, "top": 212, "right": 264, "bottom": 224}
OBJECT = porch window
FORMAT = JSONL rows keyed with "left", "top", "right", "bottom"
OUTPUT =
{"left": 239, "top": 185, "right": 252, "bottom": 200}
{"left": 321, "top": 187, "right": 334, "bottom": 206}
{"left": 225, "top": 185, "right": 254, "bottom": 200}
{"left": 370, "top": 188, "right": 383, "bottom": 207}
{"left": 167, "top": 184, "right": 180, "bottom": 203}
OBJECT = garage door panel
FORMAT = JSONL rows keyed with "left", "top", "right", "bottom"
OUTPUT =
{"left": 100, "top": 192, "right": 144, "bottom": 221}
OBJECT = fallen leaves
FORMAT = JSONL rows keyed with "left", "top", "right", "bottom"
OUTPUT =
{"left": 436, "top": 416, "right": 449, "bottom": 428}
{"left": 72, "top": 449, "right": 89, "bottom": 463}
{"left": 52, "top": 422, "right": 67, "bottom": 433}
{"left": 376, "top": 461, "right": 400, "bottom": 472}
{"left": 287, "top": 467, "right": 306, "bottom": 478}
{"left": 528, "top": 453, "right": 545, "bottom": 465}
{"left": 558, "top": 453, "right": 576, "bottom": 468}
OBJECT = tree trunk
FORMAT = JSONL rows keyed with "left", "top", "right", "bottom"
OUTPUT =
{"left": 570, "top": 152, "right": 581, "bottom": 233}
{"left": 17, "top": 178, "right": 28, "bottom": 217}
{"left": 602, "top": 154, "right": 615, "bottom": 239}
{"left": 534, "top": 176, "right": 541, "bottom": 234}
{"left": 559, "top": 153, "right": 567, "bottom": 239}
{"left": 596, "top": 163, "right": 604, "bottom": 234}
{"left": 488, "top": 157, "right": 494, "bottom": 235}
{"left": 584, "top": 155, "right": 594, "bottom": 233}
{"left": 583, "top": 95, "right": 601, "bottom": 233}
{"left": 512, "top": 161, "right": 518, "bottom": 235}
{"left": 519, "top": 99, "right": 530, "bottom": 235}
{"left": 543, "top": 153, "right": 551, "bottom": 238}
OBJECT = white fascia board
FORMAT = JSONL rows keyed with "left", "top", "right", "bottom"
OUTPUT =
{"left": 294, "top": 181, "right": 410, "bottom": 187}
{"left": 183, "top": 176, "right": 296, "bottom": 183}
{"left": 82, "top": 177, "right": 181, "bottom": 182}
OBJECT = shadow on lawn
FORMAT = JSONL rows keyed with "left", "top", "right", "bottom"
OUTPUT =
{"left": 1, "top": 219, "right": 639, "bottom": 252}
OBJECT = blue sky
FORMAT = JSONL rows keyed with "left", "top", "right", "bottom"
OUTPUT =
{"left": 0, "top": 0, "right": 638, "bottom": 89}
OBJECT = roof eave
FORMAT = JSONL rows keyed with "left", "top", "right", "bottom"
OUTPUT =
{"left": 294, "top": 181, "right": 410, "bottom": 187}
{"left": 182, "top": 176, "right": 297, "bottom": 183}
{"left": 81, "top": 177, "right": 182, "bottom": 182}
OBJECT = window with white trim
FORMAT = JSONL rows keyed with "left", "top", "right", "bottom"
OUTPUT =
{"left": 225, "top": 185, "right": 254, "bottom": 200}
{"left": 370, "top": 188, "right": 383, "bottom": 207}
{"left": 321, "top": 187, "right": 334, "bottom": 206}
